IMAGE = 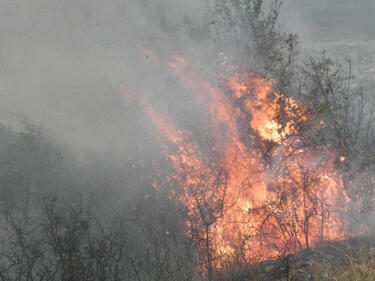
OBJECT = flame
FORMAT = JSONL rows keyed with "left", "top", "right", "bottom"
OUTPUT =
{"left": 125, "top": 56, "right": 360, "bottom": 269}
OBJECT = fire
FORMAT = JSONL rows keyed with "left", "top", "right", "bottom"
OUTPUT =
{"left": 125, "top": 56, "right": 357, "bottom": 270}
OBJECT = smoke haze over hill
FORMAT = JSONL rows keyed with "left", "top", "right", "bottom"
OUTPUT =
{"left": 0, "top": 0, "right": 374, "bottom": 159}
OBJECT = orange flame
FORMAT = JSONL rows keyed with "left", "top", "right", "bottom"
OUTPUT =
{"left": 126, "top": 56, "right": 358, "bottom": 269}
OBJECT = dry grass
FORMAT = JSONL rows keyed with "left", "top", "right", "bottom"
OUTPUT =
{"left": 310, "top": 249, "right": 375, "bottom": 281}
{"left": 215, "top": 237, "right": 375, "bottom": 281}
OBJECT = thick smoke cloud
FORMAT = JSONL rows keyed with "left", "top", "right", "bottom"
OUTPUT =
{"left": 0, "top": 2, "right": 374, "bottom": 278}
{"left": 0, "top": 0, "right": 374, "bottom": 161}
{"left": 0, "top": 0, "right": 211, "bottom": 158}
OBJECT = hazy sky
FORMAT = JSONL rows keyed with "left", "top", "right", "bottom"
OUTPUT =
{"left": 0, "top": 0, "right": 374, "bottom": 158}
{"left": 281, "top": 0, "right": 375, "bottom": 42}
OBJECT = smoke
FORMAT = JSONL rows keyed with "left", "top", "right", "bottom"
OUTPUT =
{"left": 0, "top": 0, "right": 374, "bottom": 165}
{"left": 0, "top": 0, "right": 374, "bottom": 268}
{"left": 0, "top": 0, "right": 213, "bottom": 160}
{"left": 280, "top": 0, "right": 375, "bottom": 44}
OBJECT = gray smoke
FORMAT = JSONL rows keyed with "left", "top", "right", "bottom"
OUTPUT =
{"left": 0, "top": 0, "right": 374, "bottom": 161}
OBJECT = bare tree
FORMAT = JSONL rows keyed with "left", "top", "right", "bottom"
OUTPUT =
{"left": 172, "top": 166, "right": 230, "bottom": 281}
{"left": 299, "top": 54, "right": 375, "bottom": 231}
{"left": 213, "top": 0, "right": 299, "bottom": 93}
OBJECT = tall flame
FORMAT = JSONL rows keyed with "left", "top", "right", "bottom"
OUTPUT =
{"left": 126, "top": 56, "right": 356, "bottom": 269}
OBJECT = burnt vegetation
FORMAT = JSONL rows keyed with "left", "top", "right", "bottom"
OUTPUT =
{"left": 1, "top": 0, "right": 375, "bottom": 281}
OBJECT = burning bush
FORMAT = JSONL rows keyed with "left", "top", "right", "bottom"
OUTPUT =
{"left": 123, "top": 54, "right": 370, "bottom": 276}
